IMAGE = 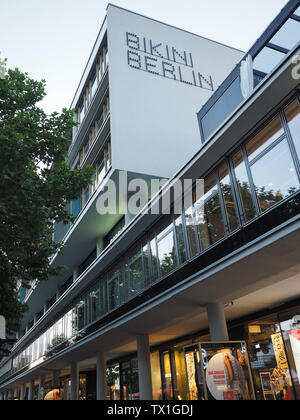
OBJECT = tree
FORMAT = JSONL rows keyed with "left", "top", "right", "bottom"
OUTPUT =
{"left": 0, "top": 67, "right": 94, "bottom": 358}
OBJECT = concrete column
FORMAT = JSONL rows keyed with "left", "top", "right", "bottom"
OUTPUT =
{"left": 137, "top": 334, "right": 153, "bottom": 400}
{"left": 38, "top": 376, "right": 44, "bottom": 400}
{"left": 14, "top": 386, "right": 19, "bottom": 400}
{"left": 96, "top": 352, "right": 107, "bottom": 400}
{"left": 70, "top": 362, "right": 78, "bottom": 401}
{"left": 52, "top": 370, "right": 60, "bottom": 388}
{"left": 96, "top": 237, "right": 104, "bottom": 257}
{"left": 19, "top": 384, "right": 25, "bottom": 401}
{"left": 206, "top": 302, "right": 229, "bottom": 341}
{"left": 28, "top": 379, "right": 34, "bottom": 400}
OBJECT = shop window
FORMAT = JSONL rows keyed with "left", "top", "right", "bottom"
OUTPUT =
{"left": 218, "top": 161, "right": 239, "bottom": 232}
{"left": 196, "top": 173, "right": 225, "bottom": 250}
{"left": 107, "top": 363, "right": 121, "bottom": 400}
{"left": 160, "top": 350, "right": 174, "bottom": 400}
{"left": 284, "top": 98, "right": 300, "bottom": 160}
{"left": 250, "top": 139, "right": 299, "bottom": 212}
{"left": 246, "top": 315, "right": 294, "bottom": 400}
{"left": 279, "top": 306, "right": 300, "bottom": 400}
{"left": 232, "top": 149, "right": 257, "bottom": 222}
{"left": 151, "top": 351, "right": 163, "bottom": 400}
{"left": 245, "top": 116, "right": 284, "bottom": 161}
{"left": 121, "top": 359, "right": 139, "bottom": 400}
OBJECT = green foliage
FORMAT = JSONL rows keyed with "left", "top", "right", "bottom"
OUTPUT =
{"left": 0, "top": 67, "right": 94, "bottom": 357}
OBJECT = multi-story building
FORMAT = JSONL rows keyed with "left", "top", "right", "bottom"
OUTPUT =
{"left": 0, "top": 0, "right": 299, "bottom": 401}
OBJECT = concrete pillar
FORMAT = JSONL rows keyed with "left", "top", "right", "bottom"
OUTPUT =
{"left": 19, "top": 384, "right": 25, "bottom": 401}
{"left": 70, "top": 362, "right": 78, "bottom": 400}
{"left": 96, "top": 352, "right": 107, "bottom": 400}
{"left": 28, "top": 379, "right": 34, "bottom": 400}
{"left": 137, "top": 334, "right": 153, "bottom": 400}
{"left": 96, "top": 237, "right": 104, "bottom": 257}
{"left": 206, "top": 302, "right": 229, "bottom": 341}
{"left": 14, "top": 385, "right": 19, "bottom": 400}
{"left": 38, "top": 376, "right": 44, "bottom": 400}
{"left": 52, "top": 370, "right": 60, "bottom": 388}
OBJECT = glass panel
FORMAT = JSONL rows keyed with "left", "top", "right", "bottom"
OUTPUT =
{"left": 269, "top": 19, "right": 300, "bottom": 50}
{"left": 157, "top": 230, "right": 177, "bottom": 277}
{"left": 89, "top": 286, "right": 100, "bottom": 323}
{"left": 251, "top": 139, "right": 299, "bottom": 212}
{"left": 149, "top": 237, "right": 159, "bottom": 282}
{"left": 80, "top": 104, "right": 85, "bottom": 124}
{"left": 151, "top": 351, "right": 163, "bottom": 400}
{"left": 107, "top": 363, "right": 121, "bottom": 400}
{"left": 77, "top": 300, "right": 85, "bottom": 331}
{"left": 284, "top": 98, "right": 300, "bottom": 159}
{"left": 184, "top": 206, "right": 199, "bottom": 258}
{"left": 175, "top": 215, "right": 187, "bottom": 264}
{"left": 232, "top": 149, "right": 257, "bottom": 222}
{"left": 246, "top": 116, "right": 284, "bottom": 161}
{"left": 196, "top": 173, "right": 225, "bottom": 250}
{"left": 72, "top": 197, "right": 81, "bottom": 217}
{"left": 128, "top": 254, "right": 144, "bottom": 296}
{"left": 218, "top": 162, "right": 239, "bottom": 232}
{"left": 253, "top": 47, "right": 285, "bottom": 74}
{"left": 108, "top": 277, "right": 119, "bottom": 310}
{"left": 97, "top": 159, "right": 106, "bottom": 186}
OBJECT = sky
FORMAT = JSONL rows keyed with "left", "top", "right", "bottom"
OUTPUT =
{"left": 0, "top": 0, "right": 288, "bottom": 114}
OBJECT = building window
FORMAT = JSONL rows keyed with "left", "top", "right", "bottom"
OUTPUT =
{"left": 197, "top": 173, "right": 225, "bottom": 250}
{"left": 108, "top": 276, "right": 120, "bottom": 311}
{"left": 218, "top": 161, "right": 239, "bottom": 232}
{"left": 127, "top": 249, "right": 144, "bottom": 297}
{"left": 284, "top": 98, "right": 300, "bottom": 160}
{"left": 231, "top": 149, "right": 257, "bottom": 222}
{"left": 104, "top": 217, "right": 125, "bottom": 249}
{"left": 250, "top": 138, "right": 299, "bottom": 212}
{"left": 157, "top": 223, "right": 177, "bottom": 278}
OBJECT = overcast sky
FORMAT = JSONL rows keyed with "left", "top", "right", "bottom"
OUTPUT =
{"left": 1, "top": 0, "right": 288, "bottom": 114}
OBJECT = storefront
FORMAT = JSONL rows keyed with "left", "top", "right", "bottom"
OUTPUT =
{"left": 103, "top": 302, "right": 300, "bottom": 401}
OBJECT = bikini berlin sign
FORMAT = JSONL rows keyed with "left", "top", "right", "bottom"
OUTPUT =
{"left": 126, "top": 32, "right": 214, "bottom": 91}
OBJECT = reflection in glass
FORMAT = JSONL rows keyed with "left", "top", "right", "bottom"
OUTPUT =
{"left": 253, "top": 47, "right": 285, "bottom": 74}
{"left": 157, "top": 230, "right": 177, "bottom": 277}
{"left": 232, "top": 149, "right": 257, "bottom": 222}
{"left": 128, "top": 254, "right": 144, "bottom": 296}
{"left": 175, "top": 215, "right": 187, "bottom": 264}
{"left": 161, "top": 351, "right": 174, "bottom": 400}
{"left": 89, "top": 287, "right": 100, "bottom": 323}
{"left": 196, "top": 173, "right": 225, "bottom": 250}
{"left": 269, "top": 19, "right": 300, "bottom": 51}
{"left": 184, "top": 206, "right": 199, "bottom": 258}
{"left": 251, "top": 139, "right": 299, "bottom": 212}
{"left": 218, "top": 161, "right": 239, "bottom": 232}
{"left": 246, "top": 116, "right": 284, "bottom": 161}
{"left": 108, "top": 277, "right": 119, "bottom": 310}
{"left": 285, "top": 98, "right": 300, "bottom": 160}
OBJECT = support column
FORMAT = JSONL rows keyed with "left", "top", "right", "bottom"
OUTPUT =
{"left": 136, "top": 334, "right": 153, "bottom": 400}
{"left": 52, "top": 370, "right": 60, "bottom": 388}
{"left": 28, "top": 379, "right": 34, "bottom": 400}
{"left": 19, "top": 384, "right": 25, "bottom": 401}
{"left": 14, "top": 385, "right": 19, "bottom": 400}
{"left": 70, "top": 362, "right": 78, "bottom": 401}
{"left": 38, "top": 376, "right": 44, "bottom": 400}
{"left": 96, "top": 352, "right": 107, "bottom": 400}
{"left": 206, "top": 302, "right": 229, "bottom": 341}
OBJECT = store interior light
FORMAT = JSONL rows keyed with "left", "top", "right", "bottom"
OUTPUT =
{"left": 249, "top": 325, "right": 262, "bottom": 334}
